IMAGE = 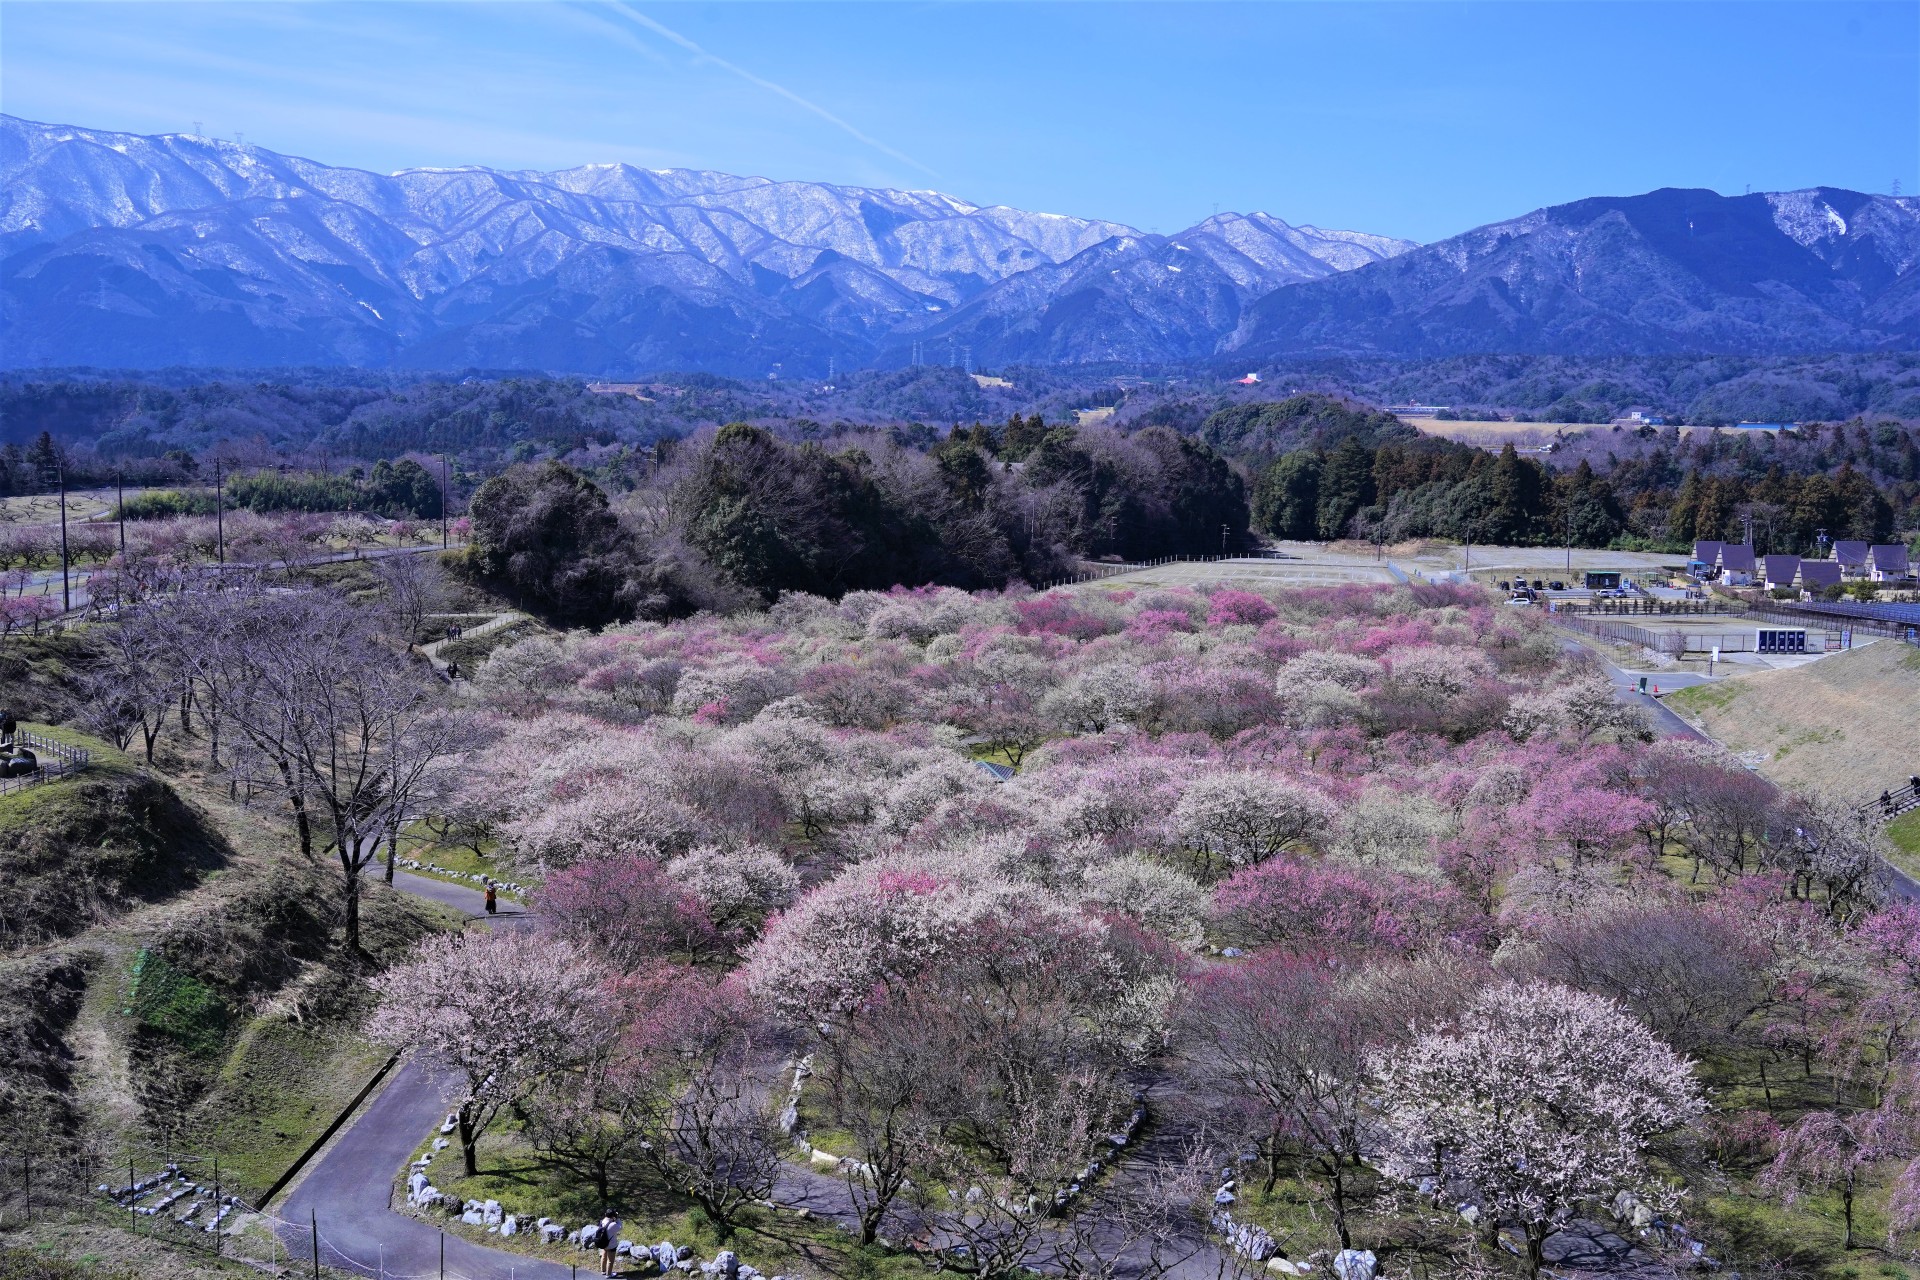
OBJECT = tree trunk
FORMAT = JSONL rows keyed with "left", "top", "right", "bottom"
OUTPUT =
{"left": 458, "top": 1103, "right": 479, "bottom": 1177}
{"left": 1328, "top": 1163, "right": 1352, "bottom": 1250}
{"left": 385, "top": 826, "right": 398, "bottom": 885}
{"left": 1526, "top": 1223, "right": 1547, "bottom": 1279}
{"left": 1842, "top": 1173, "right": 1856, "bottom": 1250}
{"left": 342, "top": 858, "right": 362, "bottom": 953}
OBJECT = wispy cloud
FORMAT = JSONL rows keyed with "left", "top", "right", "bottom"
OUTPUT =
{"left": 598, "top": 1, "right": 937, "bottom": 179}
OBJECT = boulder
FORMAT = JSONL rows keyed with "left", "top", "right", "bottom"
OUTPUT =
{"left": 714, "top": 1249, "right": 740, "bottom": 1279}
{"left": 461, "top": 1210, "right": 484, "bottom": 1226}
{"left": 482, "top": 1199, "right": 503, "bottom": 1225}
{"left": 542, "top": 1224, "right": 567, "bottom": 1244}
{"left": 1332, "top": 1250, "right": 1376, "bottom": 1280}
{"left": 501, "top": 1215, "right": 518, "bottom": 1237}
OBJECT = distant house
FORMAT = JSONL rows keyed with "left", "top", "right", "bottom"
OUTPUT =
{"left": 1833, "top": 541, "right": 1871, "bottom": 576}
{"left": 1762, "top": 555, "right": 1801, "bottom": 591}
{"left": 1717, "top": 543, "right": 1757, "bottom": 586}
{"left": 1798, "top": 560, "right": 1843, "bottom": 593}
{"left": 1869, "top": 544, "right": 1912, "bottom": 582}
{"left": 972, "top": 761, "right": 1016, "bottom": 783}
{"left": 1691, "top": 540, "right": 1726, "bottom": 575}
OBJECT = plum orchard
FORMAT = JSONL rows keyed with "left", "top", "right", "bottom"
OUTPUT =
{"left": 278, "top": 575, "right": 1911, "bottom": 1273}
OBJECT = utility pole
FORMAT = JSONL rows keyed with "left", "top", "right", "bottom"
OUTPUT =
{"left": 117, "top": 470, "right": 127, "bottom": 560}
{"left": 1566, "top": 505, "right": 1573, "bottom": 576}
{"left": 440, "top": 455, "right": 450, "bottom": 549}
{"left": 51, "top": 458, "right": 70, "bottom": 612}
{"left": 214, "top": 457, "right": 226, "bottom": 566}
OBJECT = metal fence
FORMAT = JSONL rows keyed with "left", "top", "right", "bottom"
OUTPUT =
{"left": 0, "top": 728, "right": 91, "bottom": 797}
{"left": 1551, "top": 612, "right": 1842, "bottom": 656}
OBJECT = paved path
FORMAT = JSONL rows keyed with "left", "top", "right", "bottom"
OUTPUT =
{"left": 1556, "top": 633, "right": 1705, "bottom": 742}
{"left": 273, "top": 874, "right": 571, "bottom": 1280}
{"left": 1559, "top": 630, "right": 1920, "bottom": 903}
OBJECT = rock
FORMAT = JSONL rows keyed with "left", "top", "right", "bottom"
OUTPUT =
{"left": 1221, "top": 947, "right": 1244, "bottom": 958}
{"left": 542, "top": 1224, "right": 567, "bottom": 1244}
{"left": 1268, "top": 1261, "right": 1304, "bottom": 1277}
{"left": 462, "top": 1210, "right": 484, "bottom": 1226}
{"left": 677, "top": 1245, "right": 694, "bottom": 1261}
{"left": 618, "top": 1241, "right": 634, "bottom": 1256}
{"left": 714, "top": 1250, "right": 740, "bottom": 1279}
{"left": 1331, "top": 1250, "right": 1376, "bottom": 1280}
{"left": 501, "top": 1215, "right": 518, "bottom": 1237}
{"left": 440, "top": 1113, "right": 458, "bottom": 1135}
{"left": 1458, "top": 1205, "right": 1479, "bottom": 1226}
{"left": 482, "top": 1200, "right": 503, "bottom": 1225}
{"left": 433, "top": 1138, "right": 450, "bottom": 1151}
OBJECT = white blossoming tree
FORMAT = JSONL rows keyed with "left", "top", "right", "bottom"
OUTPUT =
{"left": 1373, "top": 981, "right": 1703, "bottom": 1277}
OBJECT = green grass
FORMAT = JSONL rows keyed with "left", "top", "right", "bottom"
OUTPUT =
{"left": 399, "top": 1111, "right": 933, "bottom": 1280}
{"left": 127, "top": 949, "right": 228, "bottom": 1057}
{"left": 1668, "top": 680, "right": 1744, "bottom": 713}
{"left": 1695, "top": 1160, "right": 1920, "bottom": 1280}
{"left": 1886, "top": 810, "right": 1920, "bottom": 881}
{"left": 198, "top": 1018, "right": 392, "bottom": 1199}
{"left": 393, "top": 826, "right": 531, "bottom": 898}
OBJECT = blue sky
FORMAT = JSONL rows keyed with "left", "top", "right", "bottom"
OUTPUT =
{"left": 3, "top": 1, "right": 1915, "bottom": 243}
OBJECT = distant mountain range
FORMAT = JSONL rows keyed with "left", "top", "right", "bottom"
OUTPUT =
{"left": 2, "top": 115, "right": 1915, "bottom": 375}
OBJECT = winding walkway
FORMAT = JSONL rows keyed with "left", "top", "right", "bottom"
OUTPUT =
{"left": 273, "top": 873, "right": 578, "bottom": 1280}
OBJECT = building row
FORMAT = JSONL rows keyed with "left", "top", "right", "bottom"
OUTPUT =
{"left": 1691, "top": 540, "right": 1911, "bottom": 590}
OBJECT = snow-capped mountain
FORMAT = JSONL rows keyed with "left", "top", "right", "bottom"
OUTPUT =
{"left": 0, "top": 115, "right": 1413, "bottom": 373}
{"left": 1230, "top": 187, "right": 1920, "bottom": 358}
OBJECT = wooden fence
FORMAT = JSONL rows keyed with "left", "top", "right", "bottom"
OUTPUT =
{"left": 0, "top": 729, "right": 92, "bottom": 797}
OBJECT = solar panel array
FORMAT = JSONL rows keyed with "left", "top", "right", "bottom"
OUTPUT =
{"left": 1774, "top": 600, "right": 1920, "bottom": 626}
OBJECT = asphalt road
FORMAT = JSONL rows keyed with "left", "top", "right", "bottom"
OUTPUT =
{"left": 273, "top": 873, "right": 577, "bottom": 1280}
{"left": 1556, "top": 634, "right": 1705, "bottom": 742}
{"left": 1558, "top": 630, "right": 1920, "bottom": 902}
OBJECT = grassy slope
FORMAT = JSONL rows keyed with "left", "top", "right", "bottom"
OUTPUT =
{"left": 1, "top": 717, "right": 462, "bottom": 1208}
{"left": 1666, "top": 642, "right": 1920, "bottom": 799}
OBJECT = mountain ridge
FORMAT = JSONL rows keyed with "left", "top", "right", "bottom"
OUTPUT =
{"left": 0, "top": 115, "right": 1410, "bottom": 373}
{"left": 4, "top": 116, "right": 1914, "bottom": 373}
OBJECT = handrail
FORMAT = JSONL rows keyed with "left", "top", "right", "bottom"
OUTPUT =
{"left": 0, "top": 728, "right": 92, "bottom": 796}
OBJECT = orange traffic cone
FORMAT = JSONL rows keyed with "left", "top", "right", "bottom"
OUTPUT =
{"left": 1653, "top": 684, "right": 1660, "bottom": 695}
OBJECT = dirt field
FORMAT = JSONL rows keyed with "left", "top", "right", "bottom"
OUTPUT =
{"left": 1404, "top": 417, "right": 1785, "bottom": 452}
{"left": 1665, "top": 641, "right": 1920, "bottom": 800}
{"left": 1068, "top": 542, "right": 1688, "bottom": 593}
{"left": 1403, "top": 417, "right": 1570, "bottom": 450}
{"left": 0, "top": 490, "right": 119, "bottom": 526}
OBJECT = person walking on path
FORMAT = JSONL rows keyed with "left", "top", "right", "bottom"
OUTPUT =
{"left": 484, "top": 881, "right": 497, "bottom": 915}
{"left": 598, "top": 1214, "right": 623, "bottom": 1277}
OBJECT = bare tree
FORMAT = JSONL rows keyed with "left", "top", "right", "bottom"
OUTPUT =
{"left": 1044, "top": 1137, "right": 1216, "bottom": 1280}
{"left": 76, "top": 604, "right": 177, "bottom": 763}
{"left": 374, "top": 551, "right": 445, "bottom": 647}
{"left": 625, "top": 972, "right": 787, "bottom": 1229}
{"left": 157, "top": 585, "right": 467, "bottom": 948}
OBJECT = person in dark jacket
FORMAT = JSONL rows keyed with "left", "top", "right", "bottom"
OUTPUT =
{"left": 484, "top": 881, "right": 497, "bottom": 915}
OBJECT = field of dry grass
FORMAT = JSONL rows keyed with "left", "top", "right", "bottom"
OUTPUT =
{"left": 1666, "top": 641, "right": 1920, "bottom": 800}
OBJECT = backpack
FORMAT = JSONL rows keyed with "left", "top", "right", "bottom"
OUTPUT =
{"left": 584, "top": 1224, "right": 604, "bottom": 1249}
